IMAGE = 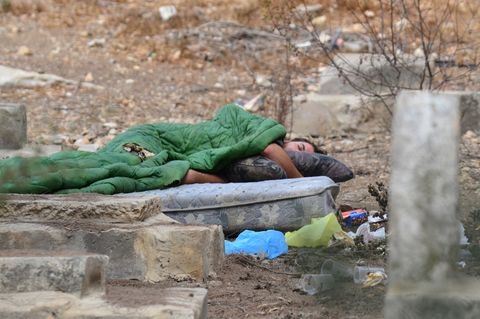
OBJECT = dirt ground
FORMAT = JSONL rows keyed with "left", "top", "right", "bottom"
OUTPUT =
{"left": 0, "top": 1, "right": 479, "bottom": 318}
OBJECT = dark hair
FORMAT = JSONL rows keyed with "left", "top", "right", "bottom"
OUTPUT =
{"left": 290, "top": 137, "right": 325, "bottom": 154}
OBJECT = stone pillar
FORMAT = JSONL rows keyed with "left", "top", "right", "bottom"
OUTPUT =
{"left": 385, "top": 91, "right": 480, "bottom": 318}
{"left": 0, "top": 103, "right": 27, "bottom": 149}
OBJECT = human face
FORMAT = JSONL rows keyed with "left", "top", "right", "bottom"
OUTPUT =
{"left": 284, "top": 141, "right": 315, "bottom": 153}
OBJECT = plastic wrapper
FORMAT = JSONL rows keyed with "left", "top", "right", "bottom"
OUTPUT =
{"left": 285, "top": 213, "right": 341, "bottom": 248}
{"left": 225, "top": 229, "right": 288, "bottom": 259}
{"left": 341, "top": 209, "right": 368, "bottom": 227}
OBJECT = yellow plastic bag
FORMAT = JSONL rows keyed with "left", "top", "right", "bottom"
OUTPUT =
{"left": 285, "top": 213, "right": 342, "bottom": 248}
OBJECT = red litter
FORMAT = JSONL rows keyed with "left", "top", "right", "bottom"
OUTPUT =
{"left": 341, "top": 209, "right": 369, "bottom": 227}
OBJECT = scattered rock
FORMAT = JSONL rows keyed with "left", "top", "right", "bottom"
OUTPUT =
{"left": 312, "top": 15, "right": 327, "bottom": 27}
{"left": 84, "top": 72, "right": 94, "bottom": 82}
{"left": 0, "top": 65, "right": 102, "bottom": 89}
{"left": 87, "top": 38, "right": 106, "bottom": 48}
{"left": 294, "top": 4, "right": 323, "bottom": 15}
{"left": 17, "top": 45, "right": 32, "bottom": 56}
{"left": 159, "top": 5, "right": 177, "bottom": 21}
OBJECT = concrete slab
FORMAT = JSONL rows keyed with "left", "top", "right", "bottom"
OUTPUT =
{"left": 0, "top": 250, "right": 107, "bottom": 297}
{"left": 0, "top": 288, "right": 207, "bottom": 319}
{"left": 0, "top": 222, "right": 224, "bottom": 282}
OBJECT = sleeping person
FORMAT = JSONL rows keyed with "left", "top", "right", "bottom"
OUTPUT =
{"left": 0, "top": 103, "right": 353, "bottom": 195}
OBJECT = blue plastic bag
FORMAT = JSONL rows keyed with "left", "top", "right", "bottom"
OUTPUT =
{"left": 225, "top": 229, "right": 288, "bottom": 259}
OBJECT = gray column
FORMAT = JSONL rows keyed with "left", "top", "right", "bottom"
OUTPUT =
{"left": 385, "top": 91, "right": 480, "bottom": 318}
{"left": 0, "top": 103, "right": 27, "bottom": 149}
{"left": 389, "top": 91, "right": 460, "bottom": 283}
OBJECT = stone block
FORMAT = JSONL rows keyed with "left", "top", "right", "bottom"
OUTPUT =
{"left": 0, "top": 193, "right": 165, "bottom": 223}
{"left": 0, "top": 222, "right": 223, "bottom": 282}
{"left": 0, "top": 288, "right": 207, "bottom": 319}
{"left": 0, "top": 103, "right": 27, "bottom": 149}
{"left": 134, "top": 224, "right": 224, "bottom": 282}
{"left": 451, "top": 91, "right": 480, "bottom": 133}
{"left": 0, "top": 250, "right": 107, "bottom": 297}
{"left": 385, "top": 279, "right": 480, "bottom": 319}
{"left": 290, "top": 94, "right": 364, "bottom": 136}
{"left": 317, "top": 53, "right": 427, "bottom": 95}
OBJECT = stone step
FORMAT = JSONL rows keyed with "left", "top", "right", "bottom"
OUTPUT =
{"left": 0, "top": 221, "right": 224, "bottom": 282}
{"left": 0, "top": 250, "right": 107, "bottom": 297}
{"left": 0, "top": 287, "right": 207, "bottom": 319}
{"left": 0, "top": 193, "right": 167, "bottom": 223}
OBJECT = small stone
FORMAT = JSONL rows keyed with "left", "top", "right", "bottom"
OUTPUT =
{"left": 255, "top": 75, "right": 272, "bottom": 88}
{"left": 350, "top": 23, "right": 365, "bottom": 33}
{"left": 311, "top": 15, "right": 327, "bottom": 27}
{"left": 364, "top": 10, "right": 375, "bottom": 18}
{"left": 125, "top": 79, "right": 134, "bottom": 84}
{"left": 316, "top": 31, "right": 331, "bottom": 44}
{"left": 17, "top": 46, "right": 32, "bottom": 56}
{"left": 170, "top": 50, "right": 182, "bottom": 61}
{"left": 87, "top": 38, "right": 106, "bottom": 48}
{"left": 159, "top": 5, "right": 177, "bottom": 21}
{"left": 10, "top": 26, "right": 21, "bottom": 33}
{"left": 294, "top": 4, "right": 323, "bottom": 14}
{"left": 413, "top": 47, "right": 425, "bottom": 57}
{"left": 84, "top": 72, "right": 94, "bottom": 82}
{"left": 463, "top": 130, "right": 478, "bottom": 139}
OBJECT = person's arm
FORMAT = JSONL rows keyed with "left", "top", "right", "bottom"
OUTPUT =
{"left": 261, "top": 143, "right": 303, "bottom": 178}
{"left": 182, "top": 169, "right": 226, "bottom": 184}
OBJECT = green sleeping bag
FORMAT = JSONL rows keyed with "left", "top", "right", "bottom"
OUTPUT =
{"left": 0, "top": 104, "right": 286, "bottom": 194}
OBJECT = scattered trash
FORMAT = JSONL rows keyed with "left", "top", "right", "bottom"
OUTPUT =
{"left": 297, "top": 258, "right": 356, "bottom": 295}
{"left": 350, "top": 222, "right": 386, "bottom": 244}
{"left": 159, "top": 5, "right": 177, "bottom": 21}
{"left": 368, "top": 211, "right": 388, "bottom": 224}
{"left": 353, "top": 265, "right": 387, "bottom": 286}
{"left": 298, "top": 273, "right": 334, "bottom": 295}
{"left": 225, "top": 229, "right": 288, "bottom": 259}
{"left": 285, "top": 213, "right": 341, "bottom": 248}
{"left": 328, "top": 230, "right": 355, "bottom": 248}
{"left": 361, "top": 271, "right": 387, "bottom": 287}
{"left": 321, "top": 259, "right": 354, "bottom": 280}
{"left": 341, "top": 209, "right": 368, "bottom": 227}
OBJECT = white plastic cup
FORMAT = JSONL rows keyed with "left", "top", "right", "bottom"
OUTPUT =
{"left": 321, "top": 259, "right": 353, "bottom": 280}
{"left": 299, "top": 274, "right": 335, "bottom": 295}
{"left": 353, "top": 265, "right": 385, "bottom": 284}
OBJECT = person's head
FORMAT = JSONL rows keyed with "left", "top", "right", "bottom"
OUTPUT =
{"left": 283, "top": 137, "right": 321, "bottom": 153}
